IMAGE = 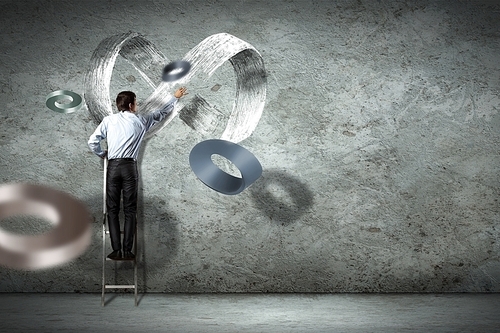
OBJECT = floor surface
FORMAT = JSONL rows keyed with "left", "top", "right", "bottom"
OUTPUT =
{"left": 0, "top": 293, "right": 499, "bottom": 332}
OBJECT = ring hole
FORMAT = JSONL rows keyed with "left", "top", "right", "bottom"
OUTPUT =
{"left": 211, "top": 154, "right": 242, "bottom": 178}
{"left": 55, "top": 96, "right": 73, "bottom": 105}
{"left": 168, "top": 68, "right": 184, "bottom": 75}
{"left": 0, "top": 214, "right": 55, "bottom": 236}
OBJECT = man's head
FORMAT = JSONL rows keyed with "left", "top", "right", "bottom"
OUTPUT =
{"left": 116, "top": 91, "right": 137, "bottom": 112}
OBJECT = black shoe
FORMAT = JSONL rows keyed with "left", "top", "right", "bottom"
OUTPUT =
{"left": 107, "top": 250, "right": 122, "bottom": 260}
{"left": 123, "top": 251, "right": 135, "bottom": 260}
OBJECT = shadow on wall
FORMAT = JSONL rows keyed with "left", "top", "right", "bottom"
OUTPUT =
{"left": 136, "top": 194, "right": 180, "bottom": 294}
{"left": 136, "top": 143, "right": 180, "bottom": 293}
{"left": 249, "top": 169, "right": 314, "bottom": 226}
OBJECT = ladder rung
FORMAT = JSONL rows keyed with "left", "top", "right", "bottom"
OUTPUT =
{"left": 105, "top": 285, "right": 135, "bottom": 289}
{"left": 105, "top": 258, "right": 135, "bottom": 261}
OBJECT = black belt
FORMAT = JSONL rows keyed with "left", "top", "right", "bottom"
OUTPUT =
{"left": 108, "top": 158, "right": 135, "bottom": 162}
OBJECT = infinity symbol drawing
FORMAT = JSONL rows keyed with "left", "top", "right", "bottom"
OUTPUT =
{"left": 84, "top": 31, "right": 267, "bottom": 143}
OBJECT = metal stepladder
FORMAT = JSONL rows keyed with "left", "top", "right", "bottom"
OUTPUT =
{"left": 101, "top": 157, "right": 138, "bottom": 306}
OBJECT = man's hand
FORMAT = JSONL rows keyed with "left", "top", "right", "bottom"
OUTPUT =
{"left": 174, "top": 87, "right": 188, "bottom": 98}
{"left": 100, "top": 150, "right": 108, "bottom": 159}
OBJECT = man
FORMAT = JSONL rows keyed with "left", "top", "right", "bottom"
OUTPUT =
{"left": 88, "top": 87, "right": 188, "bottom": 260}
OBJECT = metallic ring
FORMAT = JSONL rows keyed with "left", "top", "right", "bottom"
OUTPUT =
{"left": 0, "top": 183, "right": 92, "bottom": 270}
{"left": 45, "top": 90, "right": 83, "bottom": 114}
{"left": 189, "top": 139, "right": 262, "bottom": 195}
{"left": 162, "top": 60, "right": 191, "bottom": 82}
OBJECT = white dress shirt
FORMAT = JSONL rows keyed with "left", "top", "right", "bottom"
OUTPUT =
{"left": 88, "top": 96, "right": 177, "bottom": 160}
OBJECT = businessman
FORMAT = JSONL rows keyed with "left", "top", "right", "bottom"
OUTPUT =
{"left": 88, "top": 87, "right": 188, "bottom": 259}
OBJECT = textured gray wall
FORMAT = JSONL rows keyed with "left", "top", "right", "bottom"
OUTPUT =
{"left": 0, "top": 0, "right": 499, "bottom": 292}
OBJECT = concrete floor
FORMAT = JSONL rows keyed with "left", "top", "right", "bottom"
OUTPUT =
{"left": 0, "top": 0, "right": 499, "bottom": 293}
{"left": 0, "top": 293, "right": 499, "bottom": 333}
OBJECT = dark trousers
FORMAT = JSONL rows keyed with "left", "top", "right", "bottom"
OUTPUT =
{"left": 106, "top": 158, "right": 138, "bottom": 252}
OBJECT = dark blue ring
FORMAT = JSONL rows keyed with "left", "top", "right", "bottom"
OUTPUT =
{"left": 189, "top": 139, "right": 262, "bottom": 195}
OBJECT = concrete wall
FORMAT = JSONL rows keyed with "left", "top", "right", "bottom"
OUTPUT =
{"left": 0, "top": 0, "right": 498, "bottom": 292}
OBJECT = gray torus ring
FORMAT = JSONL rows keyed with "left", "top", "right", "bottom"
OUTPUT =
{"left": 0, "top": 183, "right": 92, "bottom": 270}
{"left": 189, "top": 139, "right": 262, "bottom": 195}
{"left": 45, "top": 90, "right": 83, "bottom": 114}
{"left": 162, "top": 60, "right": 191, "bottom": 82}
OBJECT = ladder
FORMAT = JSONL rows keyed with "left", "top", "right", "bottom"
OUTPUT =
{"left": 101, "top": 157, "right": 138, "bottom": 306}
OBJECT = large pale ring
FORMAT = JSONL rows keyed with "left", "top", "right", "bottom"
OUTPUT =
{"left": 0, "top": 183, "right": 92, "bottom": 270}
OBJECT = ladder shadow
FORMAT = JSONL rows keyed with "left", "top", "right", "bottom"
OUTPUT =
{"left": 102, "top": 293, "right": 118, "bottom": 306}
{"left": 136, "top": 139, "right": 180, "bottom": 298}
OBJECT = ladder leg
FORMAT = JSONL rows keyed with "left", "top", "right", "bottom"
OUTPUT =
{"left": 101, "top": 157, "right": 108, "bottom": 307}
{"left": 134, "top": 261, "right": 138, "bottom": 306}
{"left": 134, "top": 221, "right": 138, "bottom": 306}
{"left": 101, "top": 214, "right": 106, "bottom": 306}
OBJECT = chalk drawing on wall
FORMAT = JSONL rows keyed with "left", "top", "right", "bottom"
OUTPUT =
{"left": 84, "top": 31, "right": 267, "bottom": 143}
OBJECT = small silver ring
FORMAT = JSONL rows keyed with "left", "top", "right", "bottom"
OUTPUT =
{"left": 45, "top": 90, "right": 83, "bottom": 114}
{"left": 162, "top": 60, "right": 191, "bottom": 82}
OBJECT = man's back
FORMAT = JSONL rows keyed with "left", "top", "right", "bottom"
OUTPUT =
{"left": 104, "top": 111, "right": 147, "bottom": 160}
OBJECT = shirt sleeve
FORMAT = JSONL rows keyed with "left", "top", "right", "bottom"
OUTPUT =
{"left": 88, "top": 120, "right": 107, "bottom": 157}
{"left": 143, "top": 96, "right": 178, "bottom": 131}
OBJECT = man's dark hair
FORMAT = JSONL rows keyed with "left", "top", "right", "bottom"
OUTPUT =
{"left": 116, "top": 91, "right": 136, "bottom": 111}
